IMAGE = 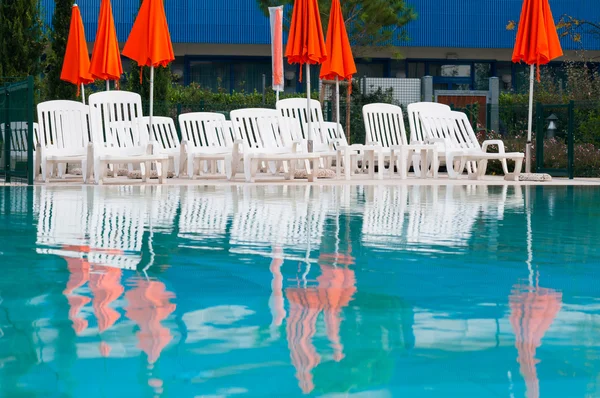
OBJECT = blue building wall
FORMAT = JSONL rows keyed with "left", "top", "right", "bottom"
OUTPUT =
{"left": 40, "top": 0, "right": 600, "bottom": 51}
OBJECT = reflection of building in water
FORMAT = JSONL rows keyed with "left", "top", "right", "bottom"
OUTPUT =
{"left": 510, "top": 283, "right": 562, "bottom": 398}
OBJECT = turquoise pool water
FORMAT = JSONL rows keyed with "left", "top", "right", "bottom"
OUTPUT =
{"left": 0, "top": 184, "right": 599, "bottom": 397}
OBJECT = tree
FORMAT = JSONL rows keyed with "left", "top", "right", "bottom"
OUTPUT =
{"left": 45, "top": 0, "right": 77, "bottom": 100}
{"left": 556, "top": 15, "right": 600, "bottom": 52}
{"left": 0, "top": 0, "right": 47, "bottom": 78}
{"left": 256, "top": 0, "right": 417, "bottom": 57}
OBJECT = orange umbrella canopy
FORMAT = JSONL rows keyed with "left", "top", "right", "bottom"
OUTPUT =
{"left": 319, "top": 0, "right": 356, "bottom": 81}
{"left": 89, "top": 0, "right": 124, "bottom": 81}
{"left": 122, "top": 0, "right": 175, "bottom": 68}
{"left": 285, "top": 0, "right": 327, "bottom": 80}
{"left": 510, "top": 285, "right": 562, "bottom": 398}
{"left": 60, "top": 5, "right": 94, "bottom": 91}
{"left": 512, "top": 0, "right": 563, "bottom": 81}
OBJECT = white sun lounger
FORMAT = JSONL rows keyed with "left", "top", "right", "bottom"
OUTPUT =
{"left": 37, "top": 100, "right": 90, "bottom": 183}
{"left": 229, "top": 108, "right": 321, "bottom": 182}
{"left": 88, "top": 91, "right": 169, "bottom": 184}
{"left": 139, "top": 116, "right": 182, "bottom": 177}
{"left": 178, "top": 112, "right": 234, "bottom": 179}
{"left": 362, "top": 103, "right": 437, "bottom": 179}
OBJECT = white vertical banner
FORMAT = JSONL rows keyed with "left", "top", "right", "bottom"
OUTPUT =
{"left": 269, "top": 6, "right": 284, "bottom": 97}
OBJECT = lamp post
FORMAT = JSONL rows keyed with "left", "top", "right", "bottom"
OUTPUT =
{"left": 546, "top": 113, "right": 558, "bottom": 139}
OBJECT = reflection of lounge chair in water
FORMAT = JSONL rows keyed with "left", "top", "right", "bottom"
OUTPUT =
{"left": 177, "top": 186, "right": 235, "bottom": 249}
{"left": 230, "top": 185, "right": 330, "bottom": 260}
{"left": 88, "top": 187, "right": 145, "bottom": 270}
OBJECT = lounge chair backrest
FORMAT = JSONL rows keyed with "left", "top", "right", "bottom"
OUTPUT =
{"left": 449, "top": 111, "right": 482, "bottom": 150}
{"left": 139, "top": 116, "right": 180, "bottom": 152}
{"left": 37, "top": 100, "right": 89, "bottom": 154}
{"left": 222, "top": 121, "right": 239, "bottom": 145}
{"left": 276, "top": 98, "right": 328, "bottom": 147}
{"left": 230, "top": 108, "right": 286, "bottom": 150}
{"left": 178, "top": 112, "right": 230, "bottom": 148}
{"left": 407, "top": 102, "right": 451, "bottom": 143}
{"left": 88, "top": 91, "right": 146, "bottom": 154}
{"left": 362, "top": 103, "right": 408, "bottom": 147}
{"left": 322, "top": 121, "right": 348, "bottom": 148}
{"left": 418, "top": 112, "right": 466, "bottom": 151}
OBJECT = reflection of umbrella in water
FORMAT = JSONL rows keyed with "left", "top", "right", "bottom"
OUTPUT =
{"left": 509, "top": 283, "right": 561, "bottom": 398}
{"left": 509, "top": 188, "right": 562, "bottom": 398}
{"left": 269, "top": 247, "right": 286, "bottom": 329}
{"left": 63, "top": 257, "right": 91, "bottom": 334}
{"left": 89, "top": 266, "right": 124, "bottom": 333}
{"left": 125, "top": 278, "right": 176, "bottom": 365}
{"left": 285, "top": 264, "right": 356, "bottom": 394}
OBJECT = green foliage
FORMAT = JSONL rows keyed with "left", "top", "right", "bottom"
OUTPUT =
{"left": 44, "top": 0, "right": 77, "bottom": 101}
{"left": 0, "top": 0, "right": 47, "bottom": 78}
{"left": 256, "top": 0, "right": 417, "bottom": 57}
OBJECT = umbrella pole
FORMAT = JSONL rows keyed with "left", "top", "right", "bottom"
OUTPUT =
{"left": 106, "top": 80, "right": 110, "bottom": 91}
{"left": 149, "top": 66, "right": 155, "bottom": 142}
{"left": 306, "top": 63, "right": 313, "bottom": 153}
{"left": 81, "top": 84, "right": 86, "bottom": 105}
{"left": 526, "top": 64, "right": 534, "bottom": 173}
{"left": 335, "top": 76, "right": 340, "bottom": 140}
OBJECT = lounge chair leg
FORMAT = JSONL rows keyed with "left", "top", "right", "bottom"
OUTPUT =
{"left": 308, "top": 159, "right": 317, "bottom": 182}
{"left": 399, "top": 149, "right": 408, "bottom": 180}
{"left": 431, "top": 150, "right": 439, "bottom": 179}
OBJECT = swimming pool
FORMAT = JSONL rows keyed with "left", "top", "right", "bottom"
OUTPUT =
{"left": 0, "top": 184, "right": 598, "bottom": 397}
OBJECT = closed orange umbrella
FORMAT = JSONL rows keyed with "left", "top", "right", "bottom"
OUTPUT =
{"left": 511, "top": 0, "right": 563, "bottom": 173}
{"left": 285, "top": 0, "right": 327, "bottom": 152}
{"left": 60, "top": 5, "right": 94, "bottom": 104}
{"left": 320, "top": 0, "right": 356, "bottom": 143}
{"left": 319, "top": 0, "right": 356, "bottom": 82}
{"left": 89, "top": 0, "right": 123, "bottom": 90}
{"left": 122, "top": 0, "right": 175, "bottom": 142}
{"left": 269, "top": 7, "right": 284, "bottom": 101}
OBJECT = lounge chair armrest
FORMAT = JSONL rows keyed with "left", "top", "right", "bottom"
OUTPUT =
{"left": 291, "top": 141, "right": 304, "bottom": 153}
{"left": 426, "top": 138, "right": 448, "bottom": 151}
{"left": 366, "top": 141, "right": 383, "bottom": 147}
{"left": 482, "top": 140, "right": 506, "bottom": 154}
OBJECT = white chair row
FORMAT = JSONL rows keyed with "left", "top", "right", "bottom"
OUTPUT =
{"left": 361, "top": 102, "right": 523, "bottom": 180}
{"left": 35, "top": 92, "right": 522, "bottom": 184}
{"left": 37, "top": 92, "right": 169, "bottom": 184}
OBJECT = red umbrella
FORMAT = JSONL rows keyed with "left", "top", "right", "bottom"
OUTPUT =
{"left": 60, "top": 5, "right": 94, "bottom": 103}
{"left": 510, "top": 284, "right": 562, "bottom": 398}
{"left": 122, "top": 0, "right": 175, "bottom": 142}
{"left": 319, "top": 0, "right": 357, "bottom": 142}
{"left": 89, "top": 0, "right": 124, "bottom": 90}
{"left": 285, "top": 0, "right": 327, "bottom": 152}
{"left": 511, "top": 0, "right": 563, "bottom": 173}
